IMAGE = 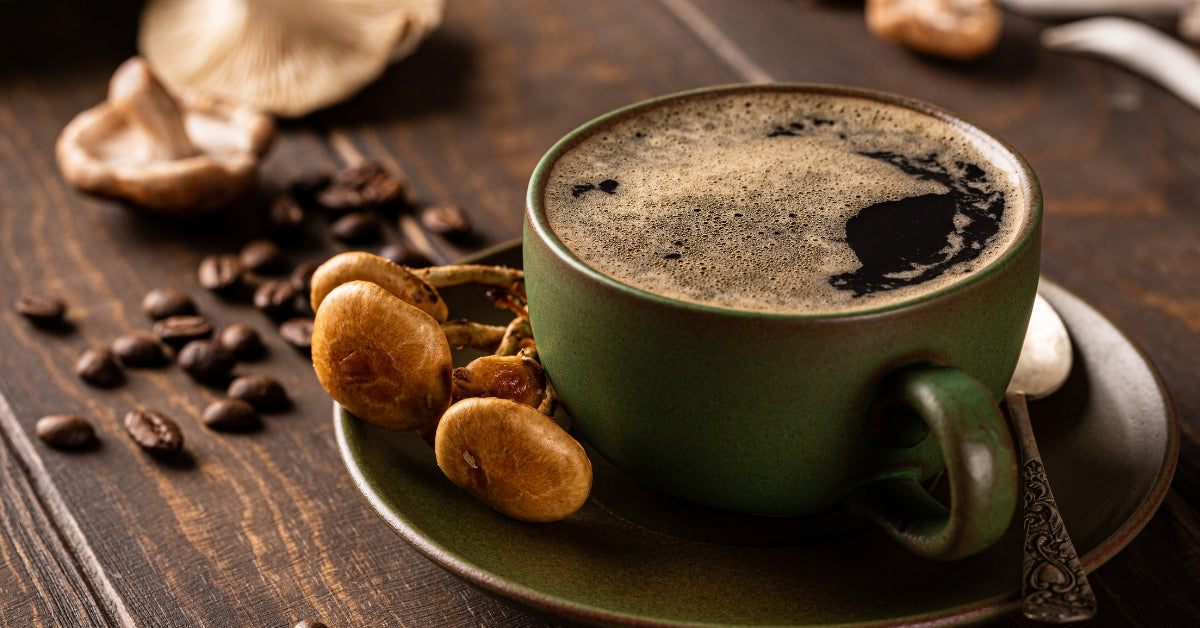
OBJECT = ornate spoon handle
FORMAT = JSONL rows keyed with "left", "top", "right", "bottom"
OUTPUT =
{"left": 1005, "top": 391, "right": 1098, "bottom": 623}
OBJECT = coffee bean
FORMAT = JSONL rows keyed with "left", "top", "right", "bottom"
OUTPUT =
{"left": 123, "top": 409, "right": 183, "bottom": 455}
{"left": 289, "top": 261, "right": 321, "bottom": 295}
{"left": 294, "top": 621, "right": 329, "bottom": 628}
{"left": 239, "top": 238, "right": 289, "bottom": 275}
{"left": 201, "top": 399, "right": 261, "bottom": 432}
{"left": 36, "top": 414, "right": 96, "bottom": 450}
{"left": 154, "top": 315, "right": 214, "bottom": 348}
{"left": 227, "top": 375, "right": 289, "bottom": 411}
{"left": 278, "top": 317, "right": 314, "bottom": 354}
{"left": 177, "top": 339, "right": 236, "bottom": 384}
{"left": 316, "top": 161, "right": 405, "bottom": 211}
{"left": 419, "top": 203, "right": 472, "bottom": 238}
{"left": 198, "top": 253, "right": 243, "bottom": 292}
{"left": 253, "top": 279, "right": 298, "bottom": 319}
{"left": 266, "top": 193, "right": 306, "bottom": 236}
{"left": 378, "top": 242, "right": 433, "bottom": 268}
{"left": 328, "top": 211, "right": 382, "bottom": 243}
{"left": 289, "top": 170, "right": 332, "bottom": 197}
{"left": 140, "top": 288, "right": 196, "bottom": 320}
{"left": 218, "top": 324, "right": 266, "bottom": 361}
{"left": 111, "top": 331, "right": 169, "bottom": 367}
{"left": 15, "top": 295, "right": 67, "bottom": 326}
{"left": 75, "top": 348, "right": 124, "bottom": 387}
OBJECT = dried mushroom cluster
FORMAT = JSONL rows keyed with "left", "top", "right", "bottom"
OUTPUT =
{"left": 310, "top": 252, "right": 592, "bottom": 522}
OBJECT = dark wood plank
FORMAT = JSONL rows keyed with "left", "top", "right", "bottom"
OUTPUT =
{"left": 2, "top": 0, "right": 1199, "bottom": 626}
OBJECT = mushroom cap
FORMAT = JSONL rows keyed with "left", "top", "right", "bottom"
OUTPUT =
{"left": 866, "top": 0, "right": 1003, "bottom": 61}
{"left": 55, "top": 57, "right": 275, "bottom": 214}
{"left": 312, "top": 279, "right": 452, "bottom": 431}
{"left": 434, "top": 397, "right": 593, "bottom": 522}
{"left": 138, "top": 0, "right": 445, "bottom": 117}
{"left": 310, "top": 251, "right": 448, "bottom": 322}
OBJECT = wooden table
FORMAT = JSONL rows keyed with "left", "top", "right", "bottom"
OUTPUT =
{"left": 2, "top": 1, "right": 1197, "bottom": 626}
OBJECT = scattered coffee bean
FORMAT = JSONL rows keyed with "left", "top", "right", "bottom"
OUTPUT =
{"left": 316, "top": 161, "right": 405, "bottom": 210}
{"left": 36, "top": 414, "right": 96, "bottom": 450}
{"left": 288, "top": 170, "right": 332, "bottom": 203}
{"left": 227, "top": 375, "right": 289, "bottom": 411}
{"left": 328, "top": 211, "right": 382, "bottom": 243}
{"left": 111, "top": 331, "right": 169, "bottom": 367}
{"left": 294, "top": 621, "right": 329, "bottom": 628}
{"left": 266, "top": 193, "right": 307, "bottom": 236}
{"left": 140, "top": 288, "right": 196, "bottom": 320}
{"left": 154, "top": 315, "right": 214, "bottom": 348}
{"left": 75, "top": 348, "right": 124, "bottom": 387}
{"left": 289, "top": 261, "right": 321, "bottom": 296}
{"left": 378, "top": 242, "right": 433, "bottom": 268}
{"left": 198, "top": 253, "right": 244, "bottom": 292}
{"left": 218, "top": 324, "right": 266, "bottom": 361}
{"left": 419, "top": 203, "right": 472, "bottom": 237}
{"left": 15, "top": 295, "right": 67, "bottom": 326}
{"left": 279, "top": 317, "right": 314, "bottom": 354}
{"left": 123, "top": 409, "right": 183, "bottom": 455}
{"left": 239, "top": 238, "right": 289, "bottom": 275}
{"left": 201, "top": 399, "right": 261, "bottom": 432}
{"left": 253, "top": 279, "right": 298, "bottom": 319}
{"left": 177, "top": 339, "right": 236, "bottom": 384}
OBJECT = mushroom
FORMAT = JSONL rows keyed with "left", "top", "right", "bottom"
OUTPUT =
{"left": 312, "top": 280, "right": 452, "bottom": 431}
{"left": 1042, "top": 17, "right": 1200, "bottom": 111}
{"left": 451, "top": 353, "right": 546, "bottom": 408}
{"left": 865, "top": 0, "right": 1004, "bottom": 61}
{"left": 434, "top": 397, "right": 593, "bottom": 522}
{"left": 56, "top": 57, "right": 274, "bottom": 214}
{"left": 137, "top": 0, "right": 445, "bottom": 117}
{"left": 309, "top": 251, "right": 449, "bottom": 322}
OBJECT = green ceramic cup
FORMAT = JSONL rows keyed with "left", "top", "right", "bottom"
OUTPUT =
{"left": 523, "top": 84, "right": 1041, "bottom": 561}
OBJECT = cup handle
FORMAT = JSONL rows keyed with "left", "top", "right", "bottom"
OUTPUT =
{"left": 840, "top": 365, "right": 1018, "bottom": 561}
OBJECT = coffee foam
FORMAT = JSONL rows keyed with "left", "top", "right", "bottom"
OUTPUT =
{"left": 542, "top": 90, "right": 1026, "bottom": 314}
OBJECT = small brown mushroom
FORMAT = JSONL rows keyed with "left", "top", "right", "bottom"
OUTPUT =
{"left": 309, "top": 251, "right": 448, "bottom": 322}
{"left": 312, "top": 280, "right": 452, "bottom": 431}
{"left": 451, "top": 353, "right": 546, "bottom": 408}
{"left": 55, "top": 57, "right": 274, "bottom": 214}
{"left": 865, "top": 0, "right": 1003, "bottom": 61}
{"left": 137, "top": 0, "right": 445, "bottom": 117}
{"left": 434, "top": 397, "right": 592, "bottom": 522}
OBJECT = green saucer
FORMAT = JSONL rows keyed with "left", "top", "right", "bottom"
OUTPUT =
{"left": 335, "top": 241, "right": 1178, "bottom": 627}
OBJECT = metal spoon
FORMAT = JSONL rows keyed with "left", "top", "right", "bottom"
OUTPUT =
{"left": 1006, "top": 293, "right": 1097, "bottom": 622}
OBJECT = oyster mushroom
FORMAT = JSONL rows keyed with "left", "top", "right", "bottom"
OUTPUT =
{"left": 434, "top": 397, "right": 592, "bottom": 522}
{"left": 137, "top": 0, "right": 445, "bottom": 117}
{"left": 312, "top": 280, "right": 452, "bottom": 431}
{"left": 55, "top": 57, "right": 274, "bottom": 214}
{"left": 866, "top": 0, "right": 1004, "bottom": 61}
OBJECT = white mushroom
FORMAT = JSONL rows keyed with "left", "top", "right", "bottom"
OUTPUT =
{"left": 866, "top": 0, "right": 1004, "bottom": 61}
{"left": 997, "top": 0, "right": 1189, "bottom": 18}
{"left": 1042, "top": 17, "right": 1200, "bottom": 111}
{"left": 56, "top": 57, "right": 274, "bottom": 214}
{"left": 137, "top": 0, "right": 445, "bottom": 118}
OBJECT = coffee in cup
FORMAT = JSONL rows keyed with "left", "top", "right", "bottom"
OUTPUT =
{"left": 524, "top": 84, "right": 1041, "bottom": 560}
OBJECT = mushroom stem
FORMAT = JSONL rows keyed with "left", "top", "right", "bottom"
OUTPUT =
{"left": 108, "top": 57, "right": 198, "bottom": 161}
{"left": 495, "top": 317, "right": 534, "bottom": 356}
{"left": 441, "top": 320, "right": 507, "bottom": 351}
{"left": 413, "top": 264, "right": 525, "bottom": 289}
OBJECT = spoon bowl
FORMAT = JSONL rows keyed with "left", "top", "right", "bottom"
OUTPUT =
{"left": 1006, "top": 292, "right": 1097, "bottom": 623}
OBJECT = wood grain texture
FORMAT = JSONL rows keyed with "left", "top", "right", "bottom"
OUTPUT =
{"left": 0, "top": 0, "right": 1198, "bottom": 626}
